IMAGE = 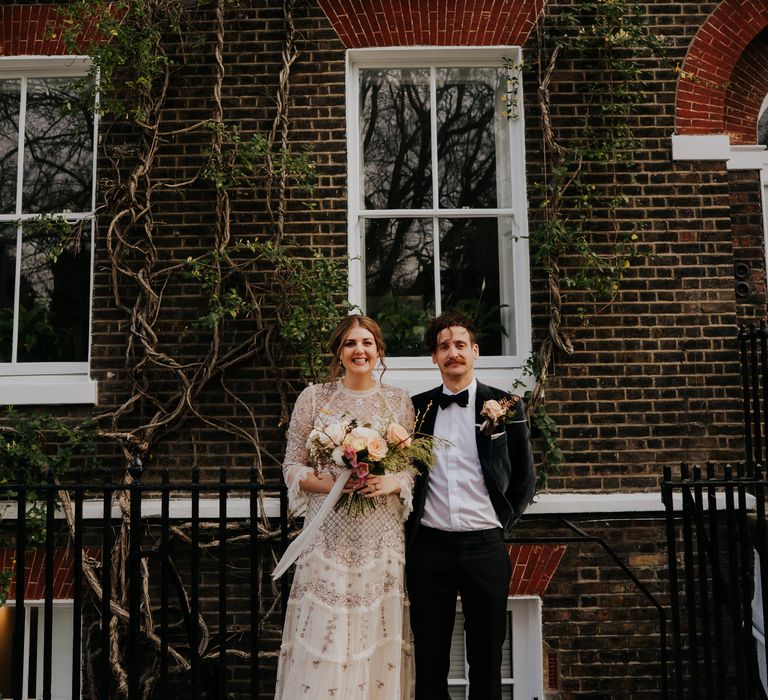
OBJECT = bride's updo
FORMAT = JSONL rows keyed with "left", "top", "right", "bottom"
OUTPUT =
{"left": 328, "top": 314, "right": 387, "bottom": 380}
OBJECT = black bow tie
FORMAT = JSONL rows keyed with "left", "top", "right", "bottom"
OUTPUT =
{"left": 438, "top": 390, "right": 469, "bottom": 410}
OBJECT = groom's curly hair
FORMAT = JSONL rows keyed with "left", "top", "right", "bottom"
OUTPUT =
{"left": 423, "top": 311, "right": 477, "bottom": 354}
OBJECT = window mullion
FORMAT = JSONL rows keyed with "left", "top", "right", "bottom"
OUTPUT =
{"left": 11, "top": 76, "right": 28, "bottom": 365}
{"left": 429, "top": 67, "right": 441, "bottom": 315}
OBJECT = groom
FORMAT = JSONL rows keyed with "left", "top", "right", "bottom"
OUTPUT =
{"left": 406, "top": 311, "right": 536, "bottom": 700}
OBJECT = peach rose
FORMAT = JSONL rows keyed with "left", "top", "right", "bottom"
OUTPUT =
{"left": 482, "top": 399, "right": 505, "bottom": 421}
{"left": 386, "top": 422, "right": 412, "bottom": 449}
{"left": 366, "top": 436, "right": 389, "bottom": 461}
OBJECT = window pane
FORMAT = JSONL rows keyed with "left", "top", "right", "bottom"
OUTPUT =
{"left": 501, "top": 609, "right": 513, "bottom": 677}
{"left": 0, "top": 224, "right": 17, "bottom": 362}
{"left": 436, "top": 68, "right": 500, "bottom": 209}
{"left": 448, "top": 610, "right": 466, "bottom": 679}
{"left": 0, "top": 79, "right": 20, "bottom": 215}
{"left": 439, "top": 218, "right": 504, "bottom": 355}
{"left": 364, "top": 217, "right": 434, "bottom": 356}
{"left": 360, "top": 68, "right": 432, "bottom": 210}
{"left": 17, "top": 219, "right": 90, "bottom": 362}
{"left": 23, "top": 78, "right": 93, "bottom": 214}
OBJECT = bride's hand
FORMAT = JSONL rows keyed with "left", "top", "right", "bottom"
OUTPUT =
{"left": 342, "top": 476, "right": 364, "bottom": 494}
{"left": 362, "top": 475, "right": 401, "bottom": 498}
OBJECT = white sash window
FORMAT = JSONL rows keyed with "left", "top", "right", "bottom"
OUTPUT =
{"left": 449, "top": 596, "right": 543, "bottom": 699}
{"left": 0, "top": 57, "right": 97, "bottom": 405}
{"left": 346, "top": 48, "right": 532, "bottom": 391}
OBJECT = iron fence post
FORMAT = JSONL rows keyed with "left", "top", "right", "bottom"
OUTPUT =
{"left": 128, "top": 456, "right": 143, "bottom": 700}
{"left": 12, "top": 464, "right": 27, "bottom": 700}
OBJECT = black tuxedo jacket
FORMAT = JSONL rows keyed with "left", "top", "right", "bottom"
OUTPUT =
{"left": 406, "top": 381, "right": 536, "bottom": 548}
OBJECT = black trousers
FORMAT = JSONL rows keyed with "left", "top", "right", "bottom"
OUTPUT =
{"left": 405, "top": 525, "right": 511, "bottom": 700}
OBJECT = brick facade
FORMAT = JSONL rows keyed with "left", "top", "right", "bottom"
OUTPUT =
{"left": 317, "top": 0, "right": 544, "bottom": 47}
{"left": 4, "top": 0, "right": 768, "bottom": 697}
{"left": 675, "top": 0, "right": 768, "bottom": 137}
{"left": 0, "top": 3, "right": 103, "bottom": 55}
{"left": 730, "top": 169, "right": 767, "bottom": 322}
{"left": 725, "top": 30, "right": 768, "bottom": 143}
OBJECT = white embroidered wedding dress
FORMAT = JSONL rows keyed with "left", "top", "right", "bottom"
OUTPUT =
{"left": 275, "top": 380, "right": 415, "bottom": 699}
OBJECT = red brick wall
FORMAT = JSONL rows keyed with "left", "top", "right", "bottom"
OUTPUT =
{"left": 0, "top": 3, "right": 103, "bottom": 56}
{"left": 676, "top": 0, "right": 768, "bottom": 136}
{"left": 525, "top": 1, "right": 744, "bottom": 490}
{"left": 520, "top": 517, "right": 671, "bottom": 699}
{"left": 317, "top": 0, "right": 544, "bottom": 47}
{"left": 724, "top": 29, "right": 768, "bottom": 143}
{"left": 729, "top": 170, "right": 767, "bottom": 322}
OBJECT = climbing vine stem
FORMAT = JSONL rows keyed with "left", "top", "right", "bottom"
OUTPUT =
{"left": 526, "top": 0, "right": 665, "bottom": 485}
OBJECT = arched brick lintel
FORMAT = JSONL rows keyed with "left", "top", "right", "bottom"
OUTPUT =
{"left": 724, "top": 29, "right": 768, "bottom": 144}
{"left": 676, "top": 0, "right": 768, "bottom": 139}
{"left": 0, "top": 4, "right": 102, "bottom": 57}
{"left": 317, "top": 0, "right": 545, "bottom": 49}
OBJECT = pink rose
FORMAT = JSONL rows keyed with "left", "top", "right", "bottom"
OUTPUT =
{"left": 366, "top": 436, "right": 389, "bottom": 461}
{"left": 386, "top": 422, "right": 412, "bottom": 449}
{"left": 342, "top": 444, "right": 359, "bottom": 468}
{"left": 481, "top": 400, "right": 505, "bottom": 421}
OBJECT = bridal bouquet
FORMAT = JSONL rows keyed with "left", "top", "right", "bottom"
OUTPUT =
{"left": 306, "top": 418, "right": 437, "bottom": 515}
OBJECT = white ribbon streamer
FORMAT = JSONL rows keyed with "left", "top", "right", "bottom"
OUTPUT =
{"left": 272, "top": 470, "right": 352, "bottom": 579}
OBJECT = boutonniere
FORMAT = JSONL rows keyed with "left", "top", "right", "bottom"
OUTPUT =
{"left": 479, "top": 396, "right": 522, "bottom": 436}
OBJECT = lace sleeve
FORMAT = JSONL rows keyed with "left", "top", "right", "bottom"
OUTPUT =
{"left": 282, "top": 385, "right": 316, "bottom": 513}
{"left": 393, "top": 387, "right": 416, "bottom": 520}
{"left": 400, "top": 389, "right": 415, "bottom": 432}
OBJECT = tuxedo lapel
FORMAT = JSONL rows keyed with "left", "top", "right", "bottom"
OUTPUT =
{"left": 474, "top": 381, "right": 513, "bottom": 529}
{"left": 474, "top": 381, "right": 493, "bottom": 465}
{"left": 406, "top": 385, "right": 443, "bottom": 549}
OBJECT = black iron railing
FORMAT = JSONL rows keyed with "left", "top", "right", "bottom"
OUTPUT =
{"left": 662, "top": 462, "right": 768, "bottom": 700}
{"left": 2, "top": 462, "right": 288, "bottom": 700}
{"left": 739, "top": 322, "right": 768, "bottom": 471}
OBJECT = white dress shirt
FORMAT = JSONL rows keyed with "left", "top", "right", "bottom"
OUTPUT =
{"left": 420, "top": 379, "right": 502, "bottom": 531}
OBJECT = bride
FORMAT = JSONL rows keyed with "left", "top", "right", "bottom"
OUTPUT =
{"left": 275, "top": 314, "right": 415, "bottom": 699}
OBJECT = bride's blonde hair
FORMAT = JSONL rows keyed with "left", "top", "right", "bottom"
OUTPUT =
{"left": 328, "top": 315, "right": 387, "bottom": 380}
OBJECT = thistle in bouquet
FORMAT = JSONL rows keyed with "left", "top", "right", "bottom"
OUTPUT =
{"left": 306, "top": 418, "right": 438, "bottom": 515}
{"left": 479, "top": 396, "right": 524, "bottom": 436}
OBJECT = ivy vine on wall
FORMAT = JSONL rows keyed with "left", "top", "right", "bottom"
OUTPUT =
{"left": 523, "top": 0, "right": 666, "bottom": 487}
{"left": 5, "top": 0, "right": 349, "bottom": 693}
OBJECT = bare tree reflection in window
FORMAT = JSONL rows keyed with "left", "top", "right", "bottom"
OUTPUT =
{"left": 0, "top": 71, "right": 95, "bottom": 365}
{"left": 18, "top": 219, "right": 90, "bottom": 362}
{"left": 440, "top": 218, "right": 504, "bottom": 355}
{"left": 0, "top": 224, "right": 17, "bottom": 362}
{"left": 358, "top": 62, "right": 512, "bottom": 355}
{"left": 365, "top": 218, "right": 434, "bottom": 355}
{"left": 361, "top": 68, "right": 432, "bottom": 210}
{"left": 437, "top": 68, "right": 498, "bottom": 209}
{"left": 0, "top": 80, "right": 20, "bottom": 215}
{"left": 23, "top": 78, "right": 93, "bottom": 215}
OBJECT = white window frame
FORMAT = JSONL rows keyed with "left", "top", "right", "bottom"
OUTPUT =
{"left": 346, "top": 47, "right": 532, "bottom": 394}
{"left": 449, "top": 595, "right": 543, "bottom": 699}
{"left": 0, "top": 56, "right": 98, "bottom": 405}
{"left": 1, "top": 599, "right": 75, "bottom": 700}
